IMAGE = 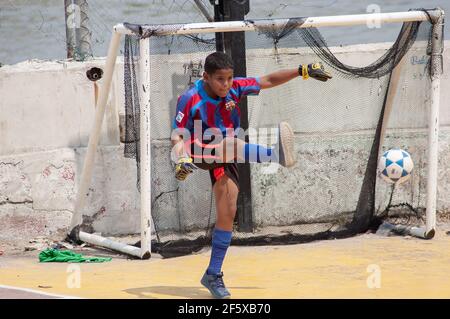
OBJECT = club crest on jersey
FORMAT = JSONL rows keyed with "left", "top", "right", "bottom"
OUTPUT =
{"left": 225, "top": 100, "right": 236, "bottom": 111}
{"left": 176, "top": 111, "right": 185, "bottom": 123}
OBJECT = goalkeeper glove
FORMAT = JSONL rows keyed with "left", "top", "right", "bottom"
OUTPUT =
{"left": 175, "top": 157, "right": 197, "bottom": 181}
{"left": 299, "top": 62, "right": 332, "bottom": 82}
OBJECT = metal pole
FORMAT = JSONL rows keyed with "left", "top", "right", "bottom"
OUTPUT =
{"left": 114, "top": 11, "right": 431, "bottom": 36}
{"left": 378, "top": 55, "right": 408, "bottom": 157}
{"left": 76, "top": 0, "right": 93, "bottom": 60}
{"left": 194, "top": 0, "right": 214, "bottom": 22}
{"left": 79, "top": 232, "right": 142, "bottom": 258}
{"left": 139, "top": 37, "right": 152, "bottom": 259}
{"left": 69, "top": 31, "right": 121, "bottom": 234}
{"left": 64, "top": 0, "right": 92, "bottom": 60}
{"left": 69, "top": 30, "right": 151, "bottom": 259}
{"left": 425, "top": 8, "right": 444, "bottom": 238}
{"left": 64, "top": 0, "right": 76, "bottom": 59}
{"left": 211, "top": 0, "right": 224, "bottom": 52}
{"left": 221, "top": 0, "right": 253, "bottom": 232}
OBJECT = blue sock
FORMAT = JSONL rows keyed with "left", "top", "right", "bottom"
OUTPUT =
{"left": 207, "top": 228, "right": 232, "bottom": 276}
{"left": 244, "top": 143, "right": 274, "bottom": 163}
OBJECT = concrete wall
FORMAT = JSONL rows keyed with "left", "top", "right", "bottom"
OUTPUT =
{"left": 1, "top": 41, "right": 450, "bottom": 240}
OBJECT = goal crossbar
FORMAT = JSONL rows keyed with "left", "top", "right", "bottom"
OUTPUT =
{"left": 69, "top": 9, "right": 444, "bottom": 258}
{"left": 114, "top": 11, "right": 432, "bottom": 36}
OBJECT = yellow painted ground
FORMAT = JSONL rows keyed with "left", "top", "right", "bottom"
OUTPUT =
{"left": 1, "top": 230, "right": 450, "bottom": 299}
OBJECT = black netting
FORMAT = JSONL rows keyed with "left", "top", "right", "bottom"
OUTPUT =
{"left": 122, "top": 9, "right": 441, "bottom": 258}
{"left": 123, "top": 34, "right": 141, "bottom": 189}
{"left": 254, "top": 17, "right": 423, "bottom": 79}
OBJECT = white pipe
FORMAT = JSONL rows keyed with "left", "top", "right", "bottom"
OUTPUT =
{"left": 139, "top": 37, "right": 152, "bottom": 258}
{"left": 424, "top": 10, "right": 444, "bottom": 238}
{"left": 426, "top": 76, "right": 440, "bottom": 236}
{"left": 378, "top": 55, "right": 437, "bottom": 241}
{"left": 79, "top": 232, "right": 142, "bottom": 258}
{"left": 70, "top": 31, "right": 122, "bottom": 232}
{"left": 113, "top": 11, "right": 430, "bottom": 36}
{"left": 378, "top": 55, "right": 407, "bottom": 157}
{"left": 193, "top": 0, "right": 214, "bottom": 22}
{"left": 409, "top": 226, "right": 434, "bottom": 239}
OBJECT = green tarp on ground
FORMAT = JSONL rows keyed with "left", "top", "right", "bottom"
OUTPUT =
{"left": 39, "top": 249, "right": 112, "bottom": 263}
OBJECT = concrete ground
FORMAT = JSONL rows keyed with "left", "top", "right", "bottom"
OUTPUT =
{"left": 1, "top": 228, "right": 450, "bottom": 299}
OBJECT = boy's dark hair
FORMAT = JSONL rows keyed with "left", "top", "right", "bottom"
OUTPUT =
{"left": 204, "top": 52, "right": 234, "bottom": 74}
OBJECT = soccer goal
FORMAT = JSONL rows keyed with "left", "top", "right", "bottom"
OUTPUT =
{"left": 69, "top": 9, "right": 444, "bottom": 259}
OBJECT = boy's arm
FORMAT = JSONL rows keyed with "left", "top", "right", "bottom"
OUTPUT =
{"left": 259, "top": 69, "right": 300, "bottom": 89}
{"left": 171, "top": 93, "right": 197, "bottom": 181}
{"left": 171, "top": 134, "right": 187, "bottom": 161}
{"left": 171, "top": 134, "right": 196, "bottom": 181}
{"left": 259, "top": 62, "right": 332, "bottom": 89}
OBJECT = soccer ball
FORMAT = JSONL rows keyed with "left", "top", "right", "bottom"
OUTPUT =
{"left": 378, "top": 148, "right": 414, "bottom": 184}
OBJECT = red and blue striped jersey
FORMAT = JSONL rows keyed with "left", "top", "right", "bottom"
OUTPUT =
{"left": 173, "top": 77, "right": 261, "bottom": 141}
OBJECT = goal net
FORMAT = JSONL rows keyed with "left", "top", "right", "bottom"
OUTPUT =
{"left": 71, "top": 9, "right": 444, "bottom": 259}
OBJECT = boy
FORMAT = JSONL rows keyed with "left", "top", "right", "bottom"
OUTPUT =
{"left": 171, "top": 52, "right": 331, "bottom": 298}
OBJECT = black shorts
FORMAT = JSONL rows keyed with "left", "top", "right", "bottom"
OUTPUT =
{"left": 197, "top": 162, "right": 239, "bottom": 190}
{"left": 186, "top": 138, "right": 240, "bottom": 189}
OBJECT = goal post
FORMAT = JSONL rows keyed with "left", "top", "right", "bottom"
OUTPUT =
{"left": 68, "top": 31, "right": 149, "bottom": 259}
{"left": 69, "top": 9, "right": 444, "bottom": 258}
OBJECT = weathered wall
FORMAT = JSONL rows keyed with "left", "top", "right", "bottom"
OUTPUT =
{"left": 1, "top": 41, "right": 449, "bottom": 240}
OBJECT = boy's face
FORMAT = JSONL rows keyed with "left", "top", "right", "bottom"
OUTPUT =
{"left": 203, "top": 68, "right": 234, "bottom": 98}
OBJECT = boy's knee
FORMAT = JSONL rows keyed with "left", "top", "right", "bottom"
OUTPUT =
{"left": 224, "top": 195, "right": 238, "bottom": 221}
{"left": 214, "top": 175, "right": 239, "bottom": 216}
{"left": 228, "top": 202, "right": 238, "bottom": 215}
{"left": 226, "top": 184, "right": 239, "bottom": 208}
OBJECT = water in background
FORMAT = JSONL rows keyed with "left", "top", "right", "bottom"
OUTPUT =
{"left": 0, "top": 0, "right": 448, "bottom": 65}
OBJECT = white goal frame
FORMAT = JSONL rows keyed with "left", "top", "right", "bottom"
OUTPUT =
{"left": 69, "top": 10, "right": 444, "bottom": 258}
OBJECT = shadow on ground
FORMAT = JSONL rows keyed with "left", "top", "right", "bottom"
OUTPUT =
{"left": 123, "top": 286, "right": 263, "bottom": 299}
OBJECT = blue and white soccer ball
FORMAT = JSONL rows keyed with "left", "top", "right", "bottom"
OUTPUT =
{"left": 378, "top": 148, "right": 414, "bottom": 184}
